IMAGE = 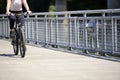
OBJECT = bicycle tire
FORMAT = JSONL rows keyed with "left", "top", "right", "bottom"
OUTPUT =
{"left": 13, "top": 31, "right": 19, "bottom": 55}
{"left": 19, "top": 28, "right": 26, "bottom": 58}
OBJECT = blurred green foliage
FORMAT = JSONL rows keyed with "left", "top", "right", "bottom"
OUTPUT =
{"left": 49, "top": 3, "right": 55, "bottom": 12}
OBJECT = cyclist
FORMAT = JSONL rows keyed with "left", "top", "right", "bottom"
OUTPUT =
{"left": 6, "top": 0, "right": 31, "bottom": 38}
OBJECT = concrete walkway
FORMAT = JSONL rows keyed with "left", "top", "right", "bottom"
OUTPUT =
{"left": 0, "top": 39, "right": 120, "bottom": 80}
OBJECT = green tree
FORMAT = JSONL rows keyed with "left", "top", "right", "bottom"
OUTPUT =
{"left": 49, "top": 3, "right": 55, "bottom": 12}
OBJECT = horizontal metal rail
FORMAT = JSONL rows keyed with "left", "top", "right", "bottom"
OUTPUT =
{"left": 0, "top": 9, "right": 120, "bottom": 56}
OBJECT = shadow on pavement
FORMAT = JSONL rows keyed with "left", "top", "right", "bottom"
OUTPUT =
{"left": 0, "top": 53, "right": 18, "bottom": 58}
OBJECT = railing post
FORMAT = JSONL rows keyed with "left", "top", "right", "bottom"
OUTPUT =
{"left": 114, "top": 18, "right": 118, "bottom": 52}
{"left": 35, "top": 15, "right": 38, "bottom": 44}
{"left": 96, "top": 19, "right": 99, "bottom": 50}
{"left": 101, "top": 13, "right": 106, "bottom": 56}
{"left": 50, "top": 18, "right": 52, "bottom": 44}
{"left": 68, "top": 14, "right": 72, "bottom": 51}
{"left": 83, "top": 13, "right": 87, "bottom": 53}
{"left": 44, "top": 15, "right": 48, "bottom": 46}
{"left": 1, "top": 16, "right": 4, "bottom": 37}
{"left": 25, "top": 14, "right": 30, "bottom": 42}
{"left": 55, "top": 15, "right": 58, "bottom": 48}
{"left": 111, "top": 17, "right": 115, "bottom": 54}
{"left": 6, "top": 18, "right": 9, "bottom": 38}
{"left": 25, "top": 16, "right": 30, "bottom": 43}
{"left": 74, "top": 17, "right": 78, "bottom": 48}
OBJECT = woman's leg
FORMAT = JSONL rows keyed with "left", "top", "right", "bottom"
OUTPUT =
{"left": 9, "top": 15, "right": 16, "bottom": 38}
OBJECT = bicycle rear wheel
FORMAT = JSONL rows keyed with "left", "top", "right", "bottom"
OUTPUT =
{"left": 19, "top": 28, "right": 26, "bottom": 58}
{"left": 13, "top": 31, "right": 19, "bottom": 55}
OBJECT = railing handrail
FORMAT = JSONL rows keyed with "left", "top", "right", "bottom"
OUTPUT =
{"left": 0, "top": 9, "right": 120, "bottom": 17}
{"left": 32, "top": 9, "right": 120, "bottom": 15}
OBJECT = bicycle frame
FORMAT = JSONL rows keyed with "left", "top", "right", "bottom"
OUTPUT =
{"left": 11, "top": 13, "right": 26, "bottom": 58}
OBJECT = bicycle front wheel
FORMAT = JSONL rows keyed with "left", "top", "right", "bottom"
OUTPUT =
{"left": 13, "top": 31, "right": 19, "bottom": 55}
{"left": 19, "top": 28, "right": 26, "bottom": 58}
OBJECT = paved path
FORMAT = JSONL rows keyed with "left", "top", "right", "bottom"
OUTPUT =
{"left": 0, "top": 39, "right": 120, "bottom": 80}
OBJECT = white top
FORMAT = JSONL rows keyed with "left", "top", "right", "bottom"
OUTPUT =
{"left": 10, "top": 0, "right": 22, "bottom": 11}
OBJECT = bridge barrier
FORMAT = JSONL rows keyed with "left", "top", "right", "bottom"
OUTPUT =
{"left": 0, "top": 9, "right": 120, "bottom": 55}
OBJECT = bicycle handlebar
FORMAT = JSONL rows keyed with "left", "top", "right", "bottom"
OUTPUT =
{"left": 10, "top": 11, "right": 32, "bottom": 16}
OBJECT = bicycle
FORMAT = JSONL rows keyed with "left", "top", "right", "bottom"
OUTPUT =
{"left": 10, "top": 12, "right": 28, "bottom": 58}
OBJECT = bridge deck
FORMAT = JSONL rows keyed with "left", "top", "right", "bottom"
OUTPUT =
{"left": 0, "top": 39, "right": 120, "bottom": 80}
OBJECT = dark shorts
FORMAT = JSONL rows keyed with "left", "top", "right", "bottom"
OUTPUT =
{"left": 8, "top": 11, "right": 25, "bottom": 29}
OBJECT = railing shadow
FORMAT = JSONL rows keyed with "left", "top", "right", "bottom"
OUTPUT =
{"left": 41, "top": 44, "right": 120, "bottom": 62}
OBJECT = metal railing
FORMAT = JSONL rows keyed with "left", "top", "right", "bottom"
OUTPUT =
{"left": 0, "top": 9, "right": 120, "bottom": 55}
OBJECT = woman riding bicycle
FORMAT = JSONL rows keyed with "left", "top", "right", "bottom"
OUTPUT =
{"left": 6, "top": 0, "right": 31, "bottom": 38}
